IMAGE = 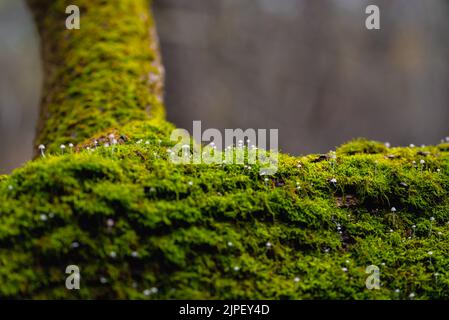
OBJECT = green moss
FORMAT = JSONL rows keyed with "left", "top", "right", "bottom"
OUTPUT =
{"left": 28, "top": 0, "right": 166, "bottom": 153}
{"left": 1, "top": 132, "right": 449, "bottom": 299}
{"left": 6, "top": 0, "right": 448, "bottom": 300}
{"left": 336, "top": 138, "right": 388, "bottom": 156}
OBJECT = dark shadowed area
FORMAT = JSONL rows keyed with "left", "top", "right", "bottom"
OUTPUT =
{"left": 1, "top": 0, "right": 448, "bottom": 173}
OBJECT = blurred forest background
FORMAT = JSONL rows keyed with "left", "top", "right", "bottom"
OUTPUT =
{"left": 1, "top": 0, "right": 449, "bottom": 174}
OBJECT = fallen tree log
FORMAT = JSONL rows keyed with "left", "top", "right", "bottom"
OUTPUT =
{"left": 0, "top": 0, "right": 448, "bottom": 299}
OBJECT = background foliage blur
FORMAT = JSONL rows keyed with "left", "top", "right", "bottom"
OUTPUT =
{"left": 1, "top": 0, "right": 449, "bottom": 173}
{"left": 0, "top": 0, "right": 41, "bottom": 173}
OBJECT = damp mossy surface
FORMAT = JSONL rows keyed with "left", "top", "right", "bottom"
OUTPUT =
{"left": 1, "top": 132, "right": 449, "bottom": 299}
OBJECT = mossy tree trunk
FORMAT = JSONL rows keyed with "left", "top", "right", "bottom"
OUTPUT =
{"left": 0, "top": 0, "right": 448, "bottom": 299}
{"left": 27, "top": 0, "right": 166, "bottom": 151}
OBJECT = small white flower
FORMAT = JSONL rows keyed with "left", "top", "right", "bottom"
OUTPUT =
{"left": 100, "top": 277, "right": 108, "bottom": 284}
{"left": 69, "top": 143, "right": 74, "bottom": 148}
{"left": 294, "top": 277, "right": 300, "bottom": 282}
{"left": 342, "top": 267, "right": 348, "bottom": 272}
{"left": 409, "top": 292, "right": 415, "bottom": 298}
{"left": 150, "top": 287, "right": 158, "bottom": 294}
{"left": 391, "top": 207, "right": 397, "bottom": 212}
{"left": 188, "top": 181, "right": 193, "bottom": 186}
{"left": 409, "top": 144, "right": 415, "bottom": 148}
{"left": 330, "top": 178, "right": 337, "bottom": 184}
{"left": 394, "top": 289, "right": 400, "bottom": 293}
{"left": 428, "top": 251, "right": 433, "bottom": 255}
{"left": 412, "top": 225, "right": 416, "bottom": 229}
{"left": 71, "top": 242, "right": 79, "bottom": 248}
{"left": 420, "top": 159, "right": 425, "bottom": 165}
{"left": 106, "top": 218, "right": 115, "bottom": 228}
{"left": 60, "top": 144, "right": 66, "bottom": 150}
{"left": 389, "top": 229, "right": 393, "bottom": 233}
{"left": 110, "top": 251, "right": 117, "bottom": 258}
{"left": 385, "top": 142, "right": 391, "bottom": 148}
{"left": 233, "top": 266, "right": 240, "bottom": 271}
{"left": 40, "top": 214, "right": 47, "bottom": 221}
{"left": 430, "top": 217, "right": 435, "bottom": 221}
{"left": 7, "top": 185, "right": 13, "bottom": 191}
{"left": 131, "top": 251, "right": 139, "bottom": 258}
{"left": 227, "top": 241, "right": 233, "bottom": 247}
{"left": 143, "top": 289, "right": 151, "bottom": 296}
{"left": 266, "top": 242, "right": 272, "bottom": 248}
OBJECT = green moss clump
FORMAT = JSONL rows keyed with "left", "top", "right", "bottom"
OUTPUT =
{"left": 27, "top": 0, "right": 166, "bottom": 153}
{"left": 336, "top": 138, "right": 388, "bottom": 156}
{"left": 9, "top": 0, "right": 449, "bottom": 300}
{"left": 1, "top": 130, "right": 449, "bottom": 299}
